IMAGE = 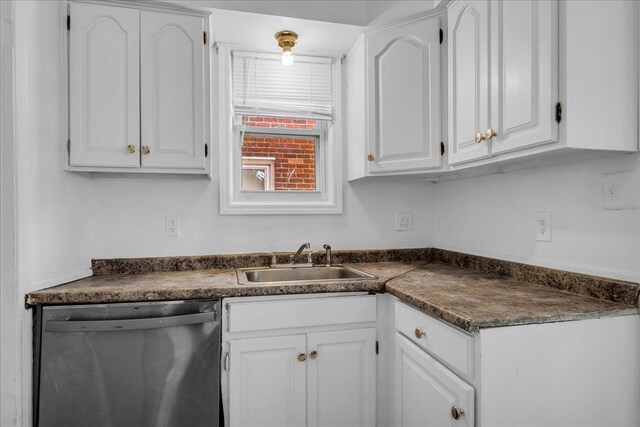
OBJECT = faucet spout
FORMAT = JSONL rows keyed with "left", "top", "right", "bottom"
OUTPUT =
{"left": 323, "top": 244, "right": 332, "bottom": 266}
{"left": 290, "top": 242, "right": 311, "bottom": 264}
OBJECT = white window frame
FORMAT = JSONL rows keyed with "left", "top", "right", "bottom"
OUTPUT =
{"left": 241, "top": 157, "right": 275, "bottom": 191}
{"left": 218, "top": 47, "right": 342, "bottom": 215}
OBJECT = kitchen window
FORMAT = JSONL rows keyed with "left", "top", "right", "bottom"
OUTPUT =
{"left": 219, "top": 50, "right": 342, "bottom": 214}
{"left": 239, "top": 116, "right": 321, "bottom": 192}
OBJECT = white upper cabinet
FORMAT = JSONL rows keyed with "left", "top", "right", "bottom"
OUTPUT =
{"left": 69, "top": 2, "right": 140, "bottom": 168}
{"left": 366, "top": 18, "right": 442, "bottom": 173}
{"left": 140, "top": 11, "right": 207, "bottom": 170}
{"left": 68, "top": 1, "right": 210, "bottom": 174}
{"left": 561, "top": 0, "right": 637, "bottom": 152}
{"left": 489, "top": 0, "right": 558, "bottom": 155}
{"left": 346, "top": 12, "right": 445, "bottom": 180}
{"left": 446, "top": 0, "right": 637, "bottom": 170}
{"left": 447, "top": 0, "right": 490, "bottom": 165}
{"left": 448, "top": 0, "right": 558, "bottom": 165}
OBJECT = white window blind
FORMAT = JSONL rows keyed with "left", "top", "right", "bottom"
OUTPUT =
{"left": 233, "top": 52, "right": 334, "bottom": 120}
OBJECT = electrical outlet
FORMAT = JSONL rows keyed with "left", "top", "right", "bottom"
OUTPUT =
{"left": 166, "top": 215, "right": 180, "bottom": 236}
{"left": 535, "top": 212, "right": 551, "bottom": 242}
{"left": 395, "top": 212, "right": 413, "bottom": 231}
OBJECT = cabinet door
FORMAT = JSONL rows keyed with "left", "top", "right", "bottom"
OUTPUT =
{"left": 395, "top": 333, "right": 474, "bottom": 427}
{"left": 366, "top": 17, "right": 442, "bottom": 173}
{"left": 229, "top": 335, "right": 306, "bottom": 427}
{"left": 69, "top": 2, "right": 140, "bottom": 168}
{"left": 140, "top": 11, "right": 207, "bottom": 169}
{"left": 448, "top": 0, "right": 491, "bottom": 165}
{"left": 489, "top": 0, "right": 558, "bottom": 154}
{"left": 307, "top": 328, "right": 376, "bottom": 427}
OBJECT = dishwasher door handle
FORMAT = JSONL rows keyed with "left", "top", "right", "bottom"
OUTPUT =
{"left": 45, "top": 311, "right": 217, "bottom": 332}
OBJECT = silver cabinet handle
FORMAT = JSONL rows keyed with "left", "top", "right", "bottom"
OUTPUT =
{"left": 45, "top": 311, "right": 216, "bottom": 332}
{"left": 223, "top": 353, "right": 230, "bottom": 371}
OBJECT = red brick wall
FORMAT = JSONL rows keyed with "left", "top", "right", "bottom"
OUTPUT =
{"left": 242, "top": 117, "right": 317, "bottom": 191}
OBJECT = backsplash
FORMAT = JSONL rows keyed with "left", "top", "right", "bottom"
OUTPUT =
{"left": 91, "top": 248, "right": 432, "bottom": 276}
{"left": 431, "top": 249, "right": 639, "bottom": 307}
{"left": 91, "top": 247, "right": 639, "bottom": 307}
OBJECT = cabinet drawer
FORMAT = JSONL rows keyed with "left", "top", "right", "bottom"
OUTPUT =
{"left": 395, "top": 300, "right": 474, "bottom": 377}
{"left": 228, "top": 295, "right": 377, "bottom": 333}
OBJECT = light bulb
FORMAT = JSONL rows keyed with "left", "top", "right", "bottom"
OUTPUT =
{"left": 282, "top": 50, "right": 293, "bottom": 66}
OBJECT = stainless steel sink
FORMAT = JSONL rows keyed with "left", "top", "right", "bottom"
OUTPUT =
{"left": 236, "top": 265, "right": 378, "bottom": 285}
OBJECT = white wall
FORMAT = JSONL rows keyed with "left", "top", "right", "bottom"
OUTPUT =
{"left": 92, "top": 175, "right": 433, "bottom": 258}
{"left": 16, "top": 0, "right": 92, "bottom": 290}
{"left": 178, "top": 1, "right": 435, "bottom": 26}
{"left": 431, "top": 153, "right": 640, "bottom": 282}
{"left": 1, "top": 2, "right": 93, "bottom": 425}
{"left": 0, "top": 1, "right": 20, "bottom": 423}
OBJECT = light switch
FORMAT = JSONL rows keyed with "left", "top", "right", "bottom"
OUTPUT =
{"left": 602, "top": 171, "right": 638, "bottom": 210}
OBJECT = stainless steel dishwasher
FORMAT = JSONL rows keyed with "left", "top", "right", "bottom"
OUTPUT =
{"left": 33, "top": 300, "right": 221, "bottom": 427}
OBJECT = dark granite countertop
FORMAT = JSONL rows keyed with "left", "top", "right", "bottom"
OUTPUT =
{"left": 25, "top": 262, "right": 421, "bottom": 306}
{"left": 26, "top": 258, "right": 638, "bottom": 333}
{"left": 386, "top": 263, "right": 638, "bottom": 332}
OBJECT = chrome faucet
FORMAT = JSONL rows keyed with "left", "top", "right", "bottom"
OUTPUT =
{"left": 323, "top": 244, "right": 332, "bottom": 266}
{"left": 267, "top": 253, "right": 278, "bottom": 268}
{"left": 290, "top": 242, "right": 311, "bottom": 264}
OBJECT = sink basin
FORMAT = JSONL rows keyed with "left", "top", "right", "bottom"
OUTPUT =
{"left": 236, "top": 265, "right": 378, "bottom": 285}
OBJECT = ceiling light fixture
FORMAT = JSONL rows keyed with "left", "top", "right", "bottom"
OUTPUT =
{"left": 275, "top": 30, "right": 298, "bottom": 66}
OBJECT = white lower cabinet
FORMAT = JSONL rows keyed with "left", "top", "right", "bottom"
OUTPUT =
{"left": 228, "top": 329, "right": 376, "bottom": 427}
{"left": 307, "top": 329, "right": 377, "bottom": 427}
{"left": 392, "top": 298, "right": 640, "bottom": 427}
{"left": 229, "top": 335, "right": 307, "bottom": 427}
{"left": 222, "top": 294, "right": 377, "bottom": 427}
{"left": 395, "top": 333, "right": 474, "bottom": 427}
{"left": 224, "top": 294, "right": 640, "bottom": 427}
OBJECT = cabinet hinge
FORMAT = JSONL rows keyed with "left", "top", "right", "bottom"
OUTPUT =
{"left": 555, "top": 102, "right": 562, "bottom": 123}
{"left": 440, "top": 141, "right": 445, "bottom": 156}
{"left": 205, "top": 143, "right": 208, "bottom": 158}
{"left": 439, "top": 28, "right": 443, "bottom": 44}
{"left": 66, "top": 15, "right": 70, "bottom": 31}
{"left": 203, "top": 31, "right": 207, "bottom": 45}
{"left": 375, "top": 341, "right": 379, "bottom": 354}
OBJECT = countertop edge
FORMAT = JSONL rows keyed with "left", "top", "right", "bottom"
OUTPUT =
{"left": 25, "top": 261, "right": 639, "bottom": 333}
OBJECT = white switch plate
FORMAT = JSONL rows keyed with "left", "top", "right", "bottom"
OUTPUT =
{"left": 535, "top": 212, "right": 551, "bottom": 242}
{"left": 602, "top": 171, "right": 638, "bottom": 210}
{"left": 395, "top": 212, "right": 413, "bottom": 231}
{"left": 166, "top": 215, "right": 180, "bottom": 236}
